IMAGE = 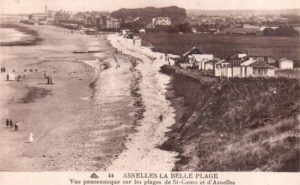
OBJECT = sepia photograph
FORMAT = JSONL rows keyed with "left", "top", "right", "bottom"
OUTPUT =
{"left": 0, "top": 0, "right": 299, "bottom": 180}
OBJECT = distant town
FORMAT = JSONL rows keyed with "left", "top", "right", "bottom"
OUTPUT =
{"left": 20, "top": 6, "right": 300, "bottom": 37}
{"left": 13, "top": 6, "right": 300, "bottom": 80}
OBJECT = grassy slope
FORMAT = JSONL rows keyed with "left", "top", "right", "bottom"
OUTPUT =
{"left": 141, "top": 33, "right": 300, "bottom": 60}
{"left": 161, "top": 67, "right": 300, "bottom": 171}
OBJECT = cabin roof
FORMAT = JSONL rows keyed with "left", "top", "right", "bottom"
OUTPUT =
{"left": 250, "top": 59, "right": 275, "bottom": 68}
{"left": 182, "top": 47, "right": 205, "bottom": 58}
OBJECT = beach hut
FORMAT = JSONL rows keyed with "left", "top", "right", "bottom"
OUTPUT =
{"left": 241, "top": 59, "right": 275, "bottom": 77}
{"left": 182, "top": 47, "right": 205, "bottom": 59}
{"left": 278, "top": 58, "right": 293, "bottom": 69}
{"left": 215, "top": 60, "right": 232, "bottom": 77}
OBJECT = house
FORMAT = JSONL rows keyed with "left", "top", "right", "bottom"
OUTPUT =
{"left": 215, "top": 51, "right": 249, "bottom": 77}
{"left": 203, "top": 59, "right": 219, "bottom": 71}
{"left": 215, "top": 58, "right": 275, "bottom": 78}
{"left": 106, "top": 17, "right": 121, "bottom": 29}
{"left": 152, "top": 17, "right": 171, "bottom": 26}
{"left": 227, "top": 50, "right": 248, "bottom": 61}
{"left": 190, "top": 55, "right": 214, "bottom": 70}
{"left": 215, "top": 60, "right": 232, "bottom": 77}
{"left": 180, "top": 47, "right": 215, "bottom": 70}
{"left": 241, "top": 59, "right": 275, "bottom": 77}
{"left": 278, "top": 58, "right": 294, "bottom": 69}
{"left": 247, "top": 48, "right": 276, "bottom": 64}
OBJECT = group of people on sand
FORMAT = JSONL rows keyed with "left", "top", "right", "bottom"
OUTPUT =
{"left": 1, "top": 67, "right": 26, "bottom": 81}
{"left": 5, "top": 119, "right": 19, "bottom": 131}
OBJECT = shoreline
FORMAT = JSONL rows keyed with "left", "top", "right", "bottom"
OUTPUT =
{"left": 0, "top": 25, "right": 139, "bottom": 171}
{"left": 106, "top": 34, "right": 179, "bottom": 171}
{"left": 0, "top": 23, "right": 42, "bottom": 46}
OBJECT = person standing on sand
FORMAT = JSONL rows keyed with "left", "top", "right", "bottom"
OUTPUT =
{"left": 14, "top": 122, "right": 18, "bottom": 131}
{"left": 6, "top": 119, "right": 9, "bottom": 127}
{"left": 159, "top": 115, "right": 163, "bottom": 122}
{"left": 9, "top": 119, "right": 13, "bottom": 128}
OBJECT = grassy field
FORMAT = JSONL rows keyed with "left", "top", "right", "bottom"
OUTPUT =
{"left": 141, "top": 33, "right": 300, "bottom": 60}
{"left": 161, "top": 67, "right": 300, "bottom": 171}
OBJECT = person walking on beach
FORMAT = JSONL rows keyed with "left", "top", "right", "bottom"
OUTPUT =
{"left": 47, "top": 76, "right": 53, "bottom": 84}
{"left": 6, "top": 119, "right": 9, "bottom": 127}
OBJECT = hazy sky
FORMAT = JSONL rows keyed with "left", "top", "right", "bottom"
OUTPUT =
{"left": 1, "top": 0, "right": 300, "bottom": 14}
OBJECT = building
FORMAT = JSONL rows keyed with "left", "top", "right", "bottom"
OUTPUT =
{"left": 152, "top": 17, "right": 171, "bottom": 26}
{"left": 241, "top": 59, "right": 275, "bottom": 77}
{"left": 215, "top": 60, "right": 232, "bottom": 77}
{"left": 202, "top": 59, "right": 219, "bottom": 71}
{"left": 182, "top": 47, "right": 205, "bottom": 59}
{"left": 96, "top": 16, "right": 106, "bottom": 30}
{"left": 247, "top": 48, "right": 276, "bottom": 64}
{"left": 106, "top": 17, "right": 121, "bottom": 29}
{"left": 278, "top": 58, "right": 294, "bottom": 69}
{"left": 190, "top": 55, "right": 214, "bottom": 70}
{"left": 215, "top": 58, "right": 275, "bottom": 78}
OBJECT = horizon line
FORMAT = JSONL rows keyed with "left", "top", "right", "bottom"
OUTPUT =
{"left": 1, "top": 7, "right": 300, "bottom": 15}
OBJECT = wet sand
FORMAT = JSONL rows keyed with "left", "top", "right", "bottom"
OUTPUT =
{"left": 0, "top": 24, "right": 137, "bottom": 171}
{"left": 0, "top": 22, "right": 178, "bottom": 171}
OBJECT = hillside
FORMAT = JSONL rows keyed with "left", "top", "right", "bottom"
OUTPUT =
{"left": 160, "top": 66, "right": 300, "bottom": 171}
{"left": 111, "top": 6, "right": 187, "bottom": 25}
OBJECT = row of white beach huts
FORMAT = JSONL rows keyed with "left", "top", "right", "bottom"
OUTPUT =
{"left": 176, "top": 47, "right": 295, "bottom": 78}
{"left": 118, "top": 31, "right": 296, "bottom": 78}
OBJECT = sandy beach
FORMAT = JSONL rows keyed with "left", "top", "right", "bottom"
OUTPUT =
{"left": 0, "top": 21, "right": 178, "bottom": 171}
{"left": 0, "top": 23, "right": 138, "bottom": 171}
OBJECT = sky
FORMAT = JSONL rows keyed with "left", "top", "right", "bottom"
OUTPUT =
{"left": 1, "top": 0, "right": 300, "bottom": 14}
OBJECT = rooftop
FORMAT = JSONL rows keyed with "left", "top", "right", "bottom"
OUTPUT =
{"left": 182, "top": 47, "right": 205, "bottom": 58}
